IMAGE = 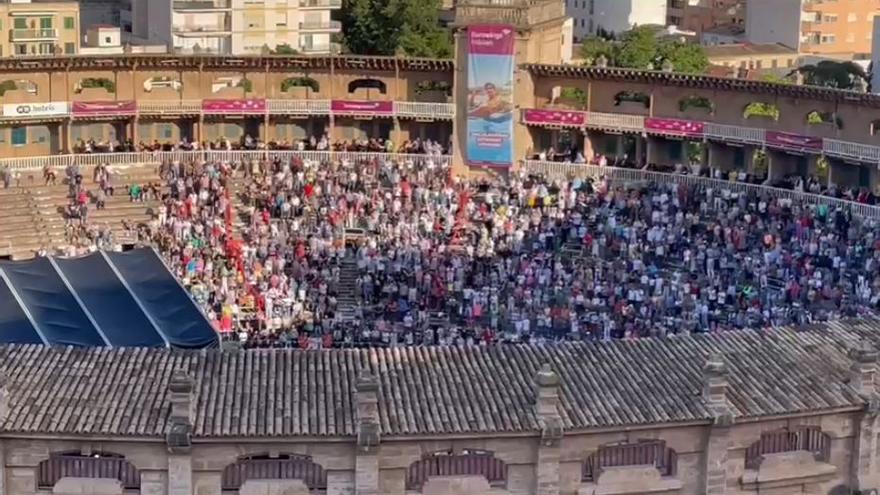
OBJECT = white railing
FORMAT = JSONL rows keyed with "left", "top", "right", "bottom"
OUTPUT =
{"left": 704, "top": 123, "right": 765, "bottom": 146}
{"left": 0, "top": 150, "right": 453, "bottom": 172}
{"left": 394, "top": 101, "right": 455, "bottom": 120}
{"left": 823, "top": 139, "right": 880, "bottom": 163}
{"left": 521, "top": 160, "right": 880, "bottom": 220}
{"left": 137, "top": 100, "right": 203, "bottom": 115}
{"left": 585, "top": 112, "right": 645, "bottom": 132}
{"left": 267, "top": 99, "right": 331, "bottom": 115}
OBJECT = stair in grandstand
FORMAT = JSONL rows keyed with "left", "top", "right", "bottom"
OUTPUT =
{"left": 229, "top": 176, "right": 249, "bottom": 237}
{"left": 0, "top": 187, "right": 55, "bottom": 259}
{"left": 336, "top": 257, "right": 360, "bottom": 322}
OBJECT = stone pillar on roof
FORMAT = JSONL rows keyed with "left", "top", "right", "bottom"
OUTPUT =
{"left": 702, "top": 354, "right": 733, "bottom": 495}
{"left": 166, "top": 370, "right": 194, "bottom": 495}
{"left": 355, "top": 370, "right": 380, "bottom": 495}
{"left": 849, "top": 342, "right": 880, "bottom": 492}
{"left": 534, "top": 363, "right": 563, "bottom": 495}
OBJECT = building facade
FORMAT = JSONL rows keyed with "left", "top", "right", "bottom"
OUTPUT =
{"left": 128, "top": 0, "right": 341, "bottom": 55}
{"left": 747, "top": 0, "right": 880, "bottom": 56}
{"left": 1, "top": 321, "right": 880, "bottom": 495}
{"left": 566, "top": 0, "right": 667, "bottom": 41}
{"left": 666, "top": 0, "right": 744, "bottom": 35}
{"left": 0, "top": 0, "right": 80, "bottom": 58}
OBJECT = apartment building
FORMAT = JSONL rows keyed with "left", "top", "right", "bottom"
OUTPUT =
{"left": 747, "top": 0, "right": 880, "bottom": 56}
{"left": 130, "top": 0, "right": 341, "bottom": 55}
{"left": 566, "top": 0, "right": 667, "bottom": 40}
{"left": 666, "top": 0, "right": 744, "bottom": 34}
{"left": 0, "top": 0, "right": 80, "bottom": 57}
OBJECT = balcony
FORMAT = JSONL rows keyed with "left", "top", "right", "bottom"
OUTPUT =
{"left": 173, "top": 0, "right": 231, "bottom": 10}
{"left": 299, "top": 0, "right": 342, "bottom": 9}
{"left": 138, "top": 100, "right": 203, "bottom": 116}
{"left": 453, "top": 0, "right": 565, "bottom": 29}
{"left": 300, "top": 42, "right": 341, "bottom": 54}
{"left": 172, "top": 24, "right": 233, "bottom": 35}
{"left": 9, "top": 29, "right": 58, "bottom": 41}
{"left": 298, "top": 20, "right": 342, "bottom": 32}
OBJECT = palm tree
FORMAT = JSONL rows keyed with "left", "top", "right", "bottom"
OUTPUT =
{"left": 788, "top": 61, "right": 868, "bottom": 90}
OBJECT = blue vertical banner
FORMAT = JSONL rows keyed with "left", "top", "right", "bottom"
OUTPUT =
{"left": 466, "top": 24, "right": 515, "bottom": 168}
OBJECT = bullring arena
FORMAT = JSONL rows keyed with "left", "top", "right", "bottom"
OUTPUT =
{"left": 2, "top": 5, "right": 880, "bottom": 495}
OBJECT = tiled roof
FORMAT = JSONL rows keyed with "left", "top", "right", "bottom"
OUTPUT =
{"left": 523, "top": 64, "right": 880, "bottom": 108}
{"left": 0, "top": 320, "right": 876, "bottom": 438}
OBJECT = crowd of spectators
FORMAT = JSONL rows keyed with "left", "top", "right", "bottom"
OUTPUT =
{"left": 56, "top": 148, "right": 880, "bottom": 349}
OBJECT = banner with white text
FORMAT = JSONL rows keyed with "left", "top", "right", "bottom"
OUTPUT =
{"left": 466, "top": 25, "right": 515, "bottom": 168}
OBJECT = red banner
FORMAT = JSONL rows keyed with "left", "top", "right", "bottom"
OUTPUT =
{"left": 330, "top": 100, "right": 393, "bottom": 115}
{"left": 202, "top": 99, "right": 266, "bottom": 114}
{"left": 765, "top": 131, "right": 823, "bottom": 152}
{"left": 645, "top": 118, "right": 704, "bottom": 138}
{"left": 522, "top": 109, "right": 586, "bottom": 127}
{"left": 71, "top": 101, "right": 136, "bottom": 116}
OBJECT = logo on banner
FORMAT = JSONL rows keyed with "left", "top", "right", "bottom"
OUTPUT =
{"left": 2, "top": 102, "right": 69, "bottom": 118}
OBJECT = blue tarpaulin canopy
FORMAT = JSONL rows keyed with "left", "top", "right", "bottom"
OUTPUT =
{"left": 0, "top": 248, "right": 218, "bottom": 348}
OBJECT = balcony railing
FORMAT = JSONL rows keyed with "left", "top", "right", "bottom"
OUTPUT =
{"left": 138, "top": 100, "right": 203, "bottom": 115}
{"left": 10, "top": 29, "right": 58, "bottom": 41}
{"left": 300, "top": 42, "right": 341, "bottom": 54}
{"left": 453, "top": 0, "right": 564, "bottom": 28}
{"left": 704, "top": 123, "right": 764, "bottom": 145}
{"left": 298, "top": 20, "right": 342, "bottom": 31}
{"left": 395, "top": 101, "right": 455, "bottom": 120}
{"left": 267, "top": 99, "right": 331, "bottom": 115}
{"left": 173, "top": 0, "right": 231, "bottom": 9}
{"left": 584, "top": 112, "right": 645, "bottom": 132}
{"left": 299, "top": 0, "right": 342, "bottom": 8}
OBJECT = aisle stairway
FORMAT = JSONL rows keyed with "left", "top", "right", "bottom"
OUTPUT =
{"left": 336, "top": 257, "right": 360, "bottom": 321}
{"left": 0, "top": 187, "right": 57, "bottom": 259}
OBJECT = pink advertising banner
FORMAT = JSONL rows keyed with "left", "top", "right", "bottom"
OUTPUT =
{"left": 202, "top": 99, "right": 266, "bottom": 114}
{"left": 71, "top": 101, "right": 137, "bottom": 116}
{"left": 645, "top": 118, "right": 704, "bottom": 138}
{"left": 522, "top": 109, "right": 586, "bottom": 127}
{"left": 765, "top": 131, "right": 823, "bottom": 152}
{"left": 330, "top": 100, "right": 394, "bottom": 115}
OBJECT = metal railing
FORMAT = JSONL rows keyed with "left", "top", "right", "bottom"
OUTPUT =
{"left": 585, "top": 112, "right": 646, "bottom": 132}
{"left": 299, "top": 0, "right": 342, "bottom": 7}
{"left": 823, "top": 138, "right": 880, "bottom": 163}
{"left": 267, "top": 99, "right": 331, "bottom": 115}
{"left": 394, "top": 101, "right": 455, "bottom": 120}
{"left": 521, "top": 160, "right": 880, "bottom": 220}
{"left": 0, "top": 150, "right": 453, "bottom": 171}
{"left": 137, "top": 100, "right": 203, "bottom": 115}
{"left": 704, "top": 122, "right": 765, "bottom": 145}
{"left": 10, "top": 29, "right": 58, "bottom": 41}
{"left": 298, "top": 20, "right": 342, "bottom": 31}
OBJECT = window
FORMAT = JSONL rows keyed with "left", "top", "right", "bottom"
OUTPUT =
{"left": 39, "top": 17, "right": 52, "bottom": 29}
{"left": 64, "top": 17, "right": 75, "bottom": 29}
{"left": 771, "top": 59, "right": 778, "bottom": 69}
{"left": 64, "top": 42, "right": 74, "bottom": 54}
{"left": 847, "top": 12, "right": 857, "bottom": 22}
{"left": 162, "top": 124, "right": 173, "bottom": 139}
{"left": 11, "top": 127, "right": 26, "bottom": 146}
{"left": 822, "top": 14, "right": 837, "bottom": 22}
{"left": 13, "top": 18, "right": 27, "bottom": 29}
{"left": 821, "top": 34, "right": 836, "bottom": 43}
{"left": 13, "top": 44, "right": 27, "bottom": 56}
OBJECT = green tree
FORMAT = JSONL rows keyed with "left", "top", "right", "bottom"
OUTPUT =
{"left": 579, "top": 36, "right": 615, "bottom": 64}
{"left": 274, "top": 43, "right": 299, "bottom": 55}
{"left": 615, "top": 25, "right": 658, "bottom": 69}
{"left": 655, "top": 39, "right": 708, "bottom": 74}
{"left": 789, "top": 61, "right": 868, "bottom": 90}
{"left": 341, "top": 0, "right": 450, "bottom": 58}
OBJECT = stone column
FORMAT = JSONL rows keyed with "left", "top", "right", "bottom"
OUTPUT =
{"left": 702, "top": 355, "right": 733, "bottom": 495}
{"left": 849, "top": 344, "right": 880, "bottom": 491}
{"left": 355, "top": 372, "right": 380, "bottom": 495}
{"left": 534, "top": 364, "right": 563, "bottom": 495}
{"left": 166, "top": 370, "right": 194, "bottom": 495}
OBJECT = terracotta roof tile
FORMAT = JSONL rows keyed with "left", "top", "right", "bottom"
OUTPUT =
{"left": 0, "top": 320, "right": 875, "bottom": 438}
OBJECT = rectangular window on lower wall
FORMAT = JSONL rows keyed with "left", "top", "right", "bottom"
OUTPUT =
{"left": 162, "top": 123, "right": 174, "bottom": 140}
{"left": 138, "top": 123, "right": 152, "bottom": 142}
{"left": 11, "top": 127, "right": 26, "bottom": 146}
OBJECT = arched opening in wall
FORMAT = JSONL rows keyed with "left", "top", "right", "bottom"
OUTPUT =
{"left": 348, "top": 78, "right": 387, "bottom": 98}
{"left": 678, "top": 95, "right": 714, "bottom": 114}
{"left": 582, "top": 440, "right": 677, "bottom": 482}
{"left": 281, "top": 76, "right": 320, "bottom": 94}
{"left": 0, "top": 79, "right": 38, "bottom": 96}
{"left": 405, "top": 449, "right": 507, "bottom": 492}
{"left": 744, "top": 426, "right": 830, "bottom": 470}
{"left": 74, "top": 77, "right": 116, "bottom": 94}
{"left": 211, "top": 76, "right": 252, "bottom": 94}
{"left": 37, "top": 451, "right": 140, "bottom": 490}
{"left": 870, "top": 120, "right": 880, "bottom": 136}
{"left": 550, "top": 86, "right": 587, "bottom": 109}
{"left": 805, "top": 110, "right": 842, "bottom": 129}
{"left": 742, "top": 102, "right": 780, "bottom": 121}
{"left": 221, "top": 453, "right": 327, "bottom": 492}
{"left": 614, "top": 91, "right": 650, "bottom": 108}
{"left": 415, "top": 80, "right": 452, "bottom": 102}
{"left": 143, "top": 76, "right": 182, "bottom": 92}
